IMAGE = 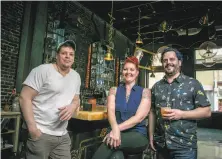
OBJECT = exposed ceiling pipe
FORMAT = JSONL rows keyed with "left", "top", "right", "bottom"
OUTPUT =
{"left": 172, "top": 16, "right": 199, "bottom": 23}
{"left": 134, "top": 30, "right": 163, "bottom": 35}
{"left": 149, "top": 3, "right": 156, "bottom": 13}
{"left": 175, "top": 17, "right": 199, "bottom": 30}
{"left": 143, "top": 36, "right": 164, "bottom": 40}
{"left": 128, "top": 23, "right": 158, "bottom": 30}
{"left": 171, "top": 0, "right": 176, "bottom": 9}
{"left": 137, "top": 5, "right": 200, "bottom": 22}
{"left": 133, "top": 27, "right": 202, "bottom": 37}
{"left": 115, "top": 1, "right": 159, "bottom": 12}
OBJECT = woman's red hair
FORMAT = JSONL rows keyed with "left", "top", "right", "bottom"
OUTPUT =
{"left": 124, "top": 56, "right": 139, "bottom": 70}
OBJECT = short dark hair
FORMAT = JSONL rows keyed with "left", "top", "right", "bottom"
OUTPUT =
{"left": 161, "top": 47, "right": 183, "bottom": 62}
{"left": 56, "top": 40, "right": 76, "bottom": 53}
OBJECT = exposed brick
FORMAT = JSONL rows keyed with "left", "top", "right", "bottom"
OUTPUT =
{"left": 1, "top": 1, "right": 131, "bottom": 108}
{"left": 1, "top": 1, "right": 25, "bottom": 106}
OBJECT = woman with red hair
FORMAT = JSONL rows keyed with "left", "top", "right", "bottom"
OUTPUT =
{"left": 92, "top": 56, "right": 151, "bottom": 159}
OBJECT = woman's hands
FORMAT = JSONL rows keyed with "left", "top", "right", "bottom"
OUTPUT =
{"left": 103, "top": 126, "right": 121, "bottom": 149}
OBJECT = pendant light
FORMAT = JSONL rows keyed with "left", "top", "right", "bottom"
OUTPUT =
{"left": 104, "top": 0, "right": 115, "bottom": 61}
{"left": 136, "top": 8, "right": 143, "bottom": 45}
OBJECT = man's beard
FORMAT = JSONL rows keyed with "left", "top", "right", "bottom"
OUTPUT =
{"left": 165, "top": 64, "right": 179, "bottom": 77}
{"left": 166, "top": 70, "right": 176, "bottom": 77}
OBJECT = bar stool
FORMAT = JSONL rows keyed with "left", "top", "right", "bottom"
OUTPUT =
{"left": 123, "top": 145, "right": 147, "bottom": 159}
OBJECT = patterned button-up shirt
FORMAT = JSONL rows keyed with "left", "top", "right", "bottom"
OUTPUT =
{"left": 151, "top": 73, "right": 210, "bottom": 150}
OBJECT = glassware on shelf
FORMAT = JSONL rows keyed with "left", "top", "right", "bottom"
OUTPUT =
{"left": 88, "top": 42, "right": 115, "bottom": 97}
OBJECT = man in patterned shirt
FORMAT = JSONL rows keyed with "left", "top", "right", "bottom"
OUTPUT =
{"left": 149, "top": 47, "right": 211, "bottom": 159}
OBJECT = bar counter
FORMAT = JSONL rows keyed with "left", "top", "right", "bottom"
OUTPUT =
{"left": 68, "top": 105, "right": 109, "bottom": 159}
{"left": 72, "top": 106, "right": 108, "bottom": 121}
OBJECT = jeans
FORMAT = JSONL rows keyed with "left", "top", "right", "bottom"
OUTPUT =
{"left": 157, "top": 147, "right": 197, "bottom": 159}
{"left": 170, "top": 149, "right": 197, "bottom": 159}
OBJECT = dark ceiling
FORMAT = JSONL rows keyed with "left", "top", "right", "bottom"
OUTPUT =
{"left": 80, "top": 1, "right": 222, "bottom": 46}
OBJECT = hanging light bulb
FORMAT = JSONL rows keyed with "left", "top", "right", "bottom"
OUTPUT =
{"left": 136, "top": 8, "right": 143, "bottom": 45}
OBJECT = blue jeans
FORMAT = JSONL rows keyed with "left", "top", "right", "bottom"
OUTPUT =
{"left": 170, "top": 149, "right": 197, "bottom": 159}
{"left": 158, "top": 147, "right": 197, "bottom": 159}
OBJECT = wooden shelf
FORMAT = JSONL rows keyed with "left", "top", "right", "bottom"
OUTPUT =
{"left": 1, "top": 144, "right": 13, "bottom": 150}
{"left": 1, "top": 130, "right": 15, "bottom": 135}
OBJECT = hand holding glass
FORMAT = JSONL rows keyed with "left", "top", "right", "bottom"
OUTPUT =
{"left": 161, "top": 107, "right": 171, "bottom": 117}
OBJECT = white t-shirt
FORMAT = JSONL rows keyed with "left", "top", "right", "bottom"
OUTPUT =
{"left": 23, "top": 64, "right": 81, "bottom": 136}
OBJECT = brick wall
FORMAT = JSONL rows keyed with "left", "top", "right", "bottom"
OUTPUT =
{"left": 0, "top": 1, "right": 131, "bottom": 108}
{"left": 1, "top": 2, "right": 25, "bottom": 106}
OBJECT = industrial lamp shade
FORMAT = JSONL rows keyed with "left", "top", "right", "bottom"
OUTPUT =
{"left": 158, "top": 20, "right": 172, "bottom": 32}
{"left": 199, "top": 11, "right": 215, "bottom": 26}
{"left": 104, "top": 48, "right": 114, "bottom": 61}
{"left": 136, "top": 37, "right": 143, "bottom": 45}
{"left": 150, "top": 72, "right": 155, "bottom": 78}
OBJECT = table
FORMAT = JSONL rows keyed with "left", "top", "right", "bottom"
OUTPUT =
{"left": 1, "top": 111, "right": 21, "bottom": 156}
{"left": 72, "top": 106, "right": 108, "bottom": 121}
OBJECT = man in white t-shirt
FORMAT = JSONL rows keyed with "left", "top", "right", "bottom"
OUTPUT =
{"left": 19, "top": 40, "right": 81, "bottom": 159}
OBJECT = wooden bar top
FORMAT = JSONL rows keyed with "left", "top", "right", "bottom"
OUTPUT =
{"left": 72, "top": 106, "right": 108, "bottom": 121}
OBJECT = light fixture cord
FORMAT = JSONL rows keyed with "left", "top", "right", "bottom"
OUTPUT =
{"left": 150, "top": 32, "right": 155, "bottom": 71}
{"left": 137, "top": 8, "right": 141, "bottom": 40}
{"left": 108, "top": 0, "right": 115, "bottom": 47}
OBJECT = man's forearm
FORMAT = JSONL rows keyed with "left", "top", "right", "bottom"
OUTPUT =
{"left": 149, "top": 111, "right": 155, "bottom": 137}
{"left": 19, "top": 97, "right": 37, "bottom": 131}
{"left": 71, "top": 100, "right": 80, "bottom": 111}
{"left": 182, "top": 106, "right": 211, "bottom": 120}
{"left": 71, "top": 95, "right": 80, "bottom": 111}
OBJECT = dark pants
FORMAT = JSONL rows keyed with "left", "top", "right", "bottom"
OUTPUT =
{"left": 92, "top": 131, "right": 148, "bottom": 159}
{"left": 157, "top": 147, "right": 197, "bottom": 159}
